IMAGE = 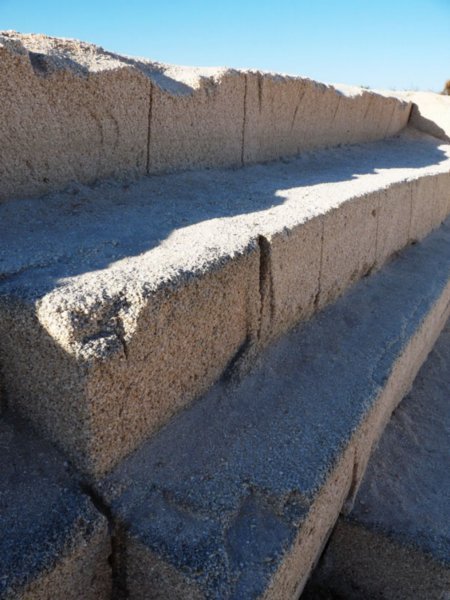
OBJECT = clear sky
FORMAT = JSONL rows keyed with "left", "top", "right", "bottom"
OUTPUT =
{"left": 1, "top": 0, "right": 449, "bottom": 91}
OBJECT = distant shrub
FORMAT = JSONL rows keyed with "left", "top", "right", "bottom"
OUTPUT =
{"left": 443, "top": 80, "right": 450, "bottom": 95}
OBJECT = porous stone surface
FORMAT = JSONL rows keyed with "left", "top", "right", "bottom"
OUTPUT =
{"left": 0, "top": 31, "right": 151, "bottom": 201}
{"left": 96, "top": 222, "right": 450, "bottom": 599}
{"left": 305, "top": 321, "right": 450, "bottom": 600}
{"left": 244, "top": 77, "right": 411, "bottom": 164}
{"left": 0, "top": 132, "right": 449, "bottom": 477}
{"left": 0, "top": 417, "right": 111, "bottom": 599}
{"left": 0, "top": 31, "right": 412, "bottom": 202}
{"left": 148, "top": 67, "right": 245, "bottom": 173}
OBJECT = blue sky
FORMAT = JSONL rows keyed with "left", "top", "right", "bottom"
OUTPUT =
{"left": 1, "top": 0, "right": 449, "bottom": 91}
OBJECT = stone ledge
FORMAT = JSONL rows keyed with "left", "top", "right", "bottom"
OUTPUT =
{"left": 95, "top": 222, "right": 450, "bottom": 598}
{"left": 0, "top": 31, "right": 412, "bottom": 202}
{"left": 0, "top": 132, "right": 449, "bottom": 476}
{"left": 304, "top": 320, "right": 450, "bottom": 600}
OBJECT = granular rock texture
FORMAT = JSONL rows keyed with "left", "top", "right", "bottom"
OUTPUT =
{"left": 0, "top": 31, "right": 412, "bottom": 202}
{"left": 95, "top": 222, "right": 450, "bottom": 599}
{"left": 0, "top": 131, "right": 449, "bottom": 477}
{"left": 0, "top": 417, "right": 111, "bottom": 599}
{"left": 305, "top": 320, "right": 450, "bottom": 600}
{"left": 0, "top": 31, "right": 150, "bottom": 201}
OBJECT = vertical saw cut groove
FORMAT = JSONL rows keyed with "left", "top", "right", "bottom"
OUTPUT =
{"left": 80, "top": 482, "right": 126, "bottom": 600}
{"left": 241, "top": 74, "right": 248, "bottom": 166}
{"left": 257, "top": 234, "right": 274, "bottom": 340}
{"left": 331, "top": 96, "right": 342, "bottom": 126}
{"left": 146, "top": 83, "right": 154, "bottom": 174}
{"left": 257, "top": 72, "right": 263, "bottom": 113}
{"left": 116, "top": 324, "right": 129, "bottom": 361}
{"left": 291, "top": 88, "right": 307, "bottom": 136}
{"left": 362, "top": 94, "right": 373, "bottom": 121}
{"left": 406, "top": 100, "right": 415, "bottom": 126}
{"left": 408, "top": 183, "right": 414, "bottom": 242}
{"left": 313, "top": 220, "right": 325, "bottom": 309}
{"left": 342, "top": 450, "right": 360, "bottom": 515}
{"left": 372, "top": 191, "right": 382, "bottom": 269}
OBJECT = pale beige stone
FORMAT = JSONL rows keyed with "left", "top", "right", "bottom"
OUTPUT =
{"left": 375, "top": 183, "right": 411, "bottom": 268}
{"left": 309, "top": 521, "right": 450, "bottom": 600}
{"left": 259, "top": 219, "right": 323, "bottom": 342}
{"left": 0, "top": 32, "right": 150, "bottom": 202}
{"left": 396, "top": 90, "right": 450, "bottom": 142}
{"left": 270, "top": 278, "right": 450, "bottom": 598}
{"left": 0, "top": 249, "right": 260, "bottom": 476}
{"left": 148, "top": 70, "right": 245, "bottom": 172}
{"left": 318, "top": 192, "right": 378, "bottom": 309}
{"left": 243, "top": 75, "right": 411, "bottom": 164}
{"left": 0, "top": 32, "right": 417, "bottom": 204}
{"left": 95, "top": 227, "right": 450, "bottom": 599}
{"left": 1, "top": 131, "right": 449, "bottom": 478}
{"left": 15, "top": 528, "right": 111, "bottom": 600}
{"left": 124, "top": 538, "right": 204, "bottom": 600}
{"left": 410, "top": 175, "right": 442, "bottom": 241}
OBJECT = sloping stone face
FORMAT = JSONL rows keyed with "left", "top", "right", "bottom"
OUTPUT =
{"left": 395, "top": 90, "right": 450, "bottom": 142}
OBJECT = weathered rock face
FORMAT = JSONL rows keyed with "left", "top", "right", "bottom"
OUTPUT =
{"left": 0, "top": 31, "right": 412, "bottom": 202}
{"left": 1, "top": 130, "right": 449, "bottom": 477}
{"left": 1, "top": 29, "right": 450, "bottom": 600}
{"left": 95, "top": 223, "right": 450, "bottom": 599}
{"left": 0, "top": 416, "right": 111, "bottom": 599}
{"left": 0, "top": 32, "right": 151, "bottom": 201}
{"left": 305, "top": 320, "right": 450, "bottom": 600}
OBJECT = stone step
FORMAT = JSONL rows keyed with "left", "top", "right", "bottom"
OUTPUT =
{"left": 0, "top": 415, "right": 111, "bottom": 599}
{"left": 0, "top": 131, "right": 449, "bottom": 477}
{"left": 0, "top": 31, "right": 412, "bottom": 202}
{"left": 303, "top": 320, "right": 450, "bottom": 600}
{"left": 93, "top": 221, "right": 450, "bottom": 599}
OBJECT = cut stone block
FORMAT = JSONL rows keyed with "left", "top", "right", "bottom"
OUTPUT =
{"left": 243, "top": 75, "right": 411, "bottom": 164}
{"left": 95, "top": 221, "right": 450, "bottom": 599}
{"left": 305, "top": 320, "right": 450, "bottom": 600}
{"left": 0, "top": 244, "right": 260, "bottom": 478}
{"left": 259, "top": 217, "right": 323, "bottom": 341}
{"left": 318, "top": 190, "right": 379, "bottom": 309}
{"left": 375, "top": 182, "right": 411, "bottom": 268}
{"left": 0, "top": 417, "right": 111, "bottom": 599}
{"left": 0, "top": 31, "right": 151, "bottom": 202}
{"left": 148, "top": 68, "right": 245, "bottom": 173}
{"left": 410, "top": 173, "right": 450, "bottom": 242}
{"left": 0, "top": 31, "right": 418, "bottom": 204}
{"left": 1, "top": 133, "right": 450, "bottom": 477}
